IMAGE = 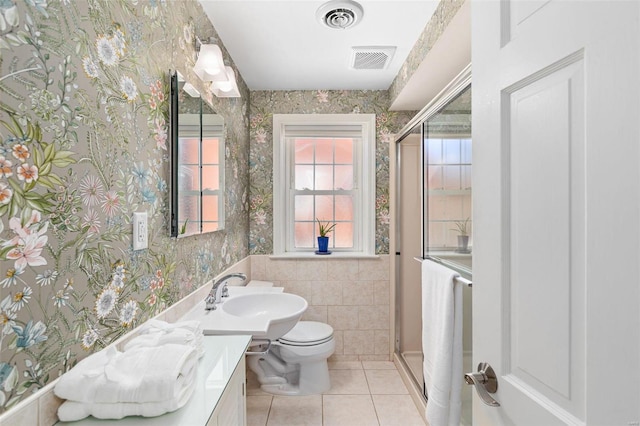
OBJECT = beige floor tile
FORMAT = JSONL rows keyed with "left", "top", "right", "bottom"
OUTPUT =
{"left": 324, "top": 369, "right": 370, "bottom": 394}
{"left": 267, "top": 395, "right": 322, "bottom": 426}
{"left": 323, "top": 395, "right": 379, "bottom": 426}
{"left": 365, "top": 369, "right": 409, "bottom": 395}
{"left": 247, "top": 395, "right": 273, "bottom": 426}
{"left": 362, "top": 361, "right": 396, "bottom": 370}
{"left": 328, "top": 360, "right": 363, "bottom": 370}
{"left": 372, "top": 395, "right": 426, "bottom": 426}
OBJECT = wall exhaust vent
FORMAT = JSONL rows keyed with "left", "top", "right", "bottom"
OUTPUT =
{"left": 350, "top": 46, "right": 396, "bottom": 70}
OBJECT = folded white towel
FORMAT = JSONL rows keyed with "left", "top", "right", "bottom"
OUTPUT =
{"left": 124, "top": 320, "right": 204, "bottom": 358}
{"left": 57, "top": 374, "right": 196, "bottom": 421}
{"left": 54, "top": 343, "right": 197, "bottom": 404}
{"left": 422, "top": 260, "right": 463, "bottom": 426}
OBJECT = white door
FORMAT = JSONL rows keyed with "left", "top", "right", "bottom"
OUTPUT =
{"left": 472, "top": 1, "right": 640, "bottom": 424}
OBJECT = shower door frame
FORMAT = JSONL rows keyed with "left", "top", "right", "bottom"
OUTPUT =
{"left": 392, "top": 65, "right": 472, "bottom": 402}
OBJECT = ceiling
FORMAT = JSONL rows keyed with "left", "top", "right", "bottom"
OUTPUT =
{"left": 199, "top": 0, "right": 440, "bottom": 92}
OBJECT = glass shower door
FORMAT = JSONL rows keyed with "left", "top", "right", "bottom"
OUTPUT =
{"left": 394, "top": 81, "right": 472, "bottom": 426}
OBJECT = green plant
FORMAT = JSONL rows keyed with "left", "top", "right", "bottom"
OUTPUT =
{"left": 451, "top": 218, "right": 470, "bottom": 236}
{"left": 316, "top": 218, "right": 336, "bottom": 237}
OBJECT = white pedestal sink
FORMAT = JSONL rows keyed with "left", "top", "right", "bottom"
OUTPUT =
{"left": 182, "top": 291, "right": 308, "bottom": 340}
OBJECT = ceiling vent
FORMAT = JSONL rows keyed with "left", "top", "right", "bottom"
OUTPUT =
{"left": 350, "top": 46, "right": 396, "bottom": 70}
{"left": 316, "top": 0, "right": 364, "bottom": 30}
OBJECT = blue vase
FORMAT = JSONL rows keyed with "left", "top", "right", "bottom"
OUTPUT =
{"left": 317, "top": 236, "right": 329, "bottom": 253}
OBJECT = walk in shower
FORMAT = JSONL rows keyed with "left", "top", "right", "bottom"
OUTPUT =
{"left": 394, "top": 70, "right": 472, "bottom": 425}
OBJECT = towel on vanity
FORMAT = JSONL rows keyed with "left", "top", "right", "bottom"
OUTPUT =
{"left": 56, "top": 377, "right": 196, "bottom": 422}
{"left": 54, "top": 343, "right": 198, "bottom": 404}
{"left": 421, "top": 260, "right": 463, "bottom": 426}
{"left": 124, "top": 319, "right": 204, "bottom": 358}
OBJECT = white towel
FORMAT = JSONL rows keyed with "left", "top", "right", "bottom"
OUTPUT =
{"left": 54, "top": 343, "right": 197, "bottom": 404}
{"left": 421, "top": 260, "right": 463, "bottom": 426}
{"left": 56, "top": 376, "right": 196, "bottom": 421}
{"left": 124, "top": 320, "right": 204, "bottom": 358}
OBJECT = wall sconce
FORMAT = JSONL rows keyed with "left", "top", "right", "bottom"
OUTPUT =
{"left": 211, "top": 66, "right": 240, "bottom": 98}
{"left": 193, "top": 38, "right": 240, "bottom": 98}
{"left": 193, "top": 40, "right": 226, "bottom": 82}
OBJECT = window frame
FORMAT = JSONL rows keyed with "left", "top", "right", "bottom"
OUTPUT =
{"left": 273, "top": 114, "right": 376, "bottom": 256}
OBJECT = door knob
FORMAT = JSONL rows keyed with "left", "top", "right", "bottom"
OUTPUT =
{"left": 464, "top": 362, "right": 500, "bottom": 407}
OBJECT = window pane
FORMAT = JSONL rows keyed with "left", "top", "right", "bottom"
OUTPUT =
{"left": 202, "top": 222, "right": 219, "bottom": 233}
{"left": 202, "top": 195, "right": 218, "bottom": 221}
{"left": 335, "top": 139, "right": 353, "bottom": 164}
{"left": 295, "top": 195, "right": 314, "bottom": 221}
{"left": 178, "top": 194, "right": 200, "bottom": 227}
{"left": 202, "top": 165, "right": 219, "bottom": 190}
{"left": 444, "top": 139, "right": 461, "bottom": 163}
{"left": 315, "top": 195, "right": 334, "bottom": 220}
{"left": 295, "top": 139, "right": 314, "bottom": 163}
{"left": 179, "top": 165, "right": 200, "bottom": 191}
{"left": 461, "top": 138, "right": 472, "bottom": 163}
{"left": 179, "top": 137, "right": 199, "bottom": 164}
{"left": 315, "top": 139, "right": 333, "bottom": 164}
{"left": 295, "top": 165, "right": 314, "bottom": 190}
{"left": 334, "top": 165, "right": 353, "bottom": 190}
{"left": 202, "top": 138, "right": 219, "bottom": 163}
{"left": 315, "top": 165, "right": 333, "bottom": 190}
{"left": 427, "top": 139, "right": 442, "bottom": 164}
{"left": 294, "top": 222, "right": 314, "bottom": 248}
{"left": 334, "top": 222, "right": 354, "bottom": 248}
{"left": 427, "top": 165, "right": 443, "bottom": 190}
{"left": 462, "top": 165, "right": 472, "bottom": 190}
{"left": 335, "top": 195, "right": 353, "bottom": 221}
{"left": 443, "top": 165, "right": 460, "bottom": 190}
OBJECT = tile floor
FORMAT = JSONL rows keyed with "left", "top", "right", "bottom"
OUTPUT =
{"left": 246, "top": 361, "right": 426, "bottom": 426}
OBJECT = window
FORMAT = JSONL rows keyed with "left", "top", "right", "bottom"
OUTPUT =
{"left": 273, "top": 114, "right": 376, "bottom": 255}
{"left": 176, "top": 112, "right": 224, "bottom": 235}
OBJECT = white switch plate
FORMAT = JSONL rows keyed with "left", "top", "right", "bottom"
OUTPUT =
{"left": 132, "top": 212, "right": 148, "bottom": 250}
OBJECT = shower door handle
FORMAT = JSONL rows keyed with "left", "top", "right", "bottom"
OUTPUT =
{"left": 464, "top": 362, "right": 500, "bottom": 407}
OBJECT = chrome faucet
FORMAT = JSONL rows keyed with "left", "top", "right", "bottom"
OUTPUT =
{"left": 204, "top": 273, "right": 247, "bottom": 310}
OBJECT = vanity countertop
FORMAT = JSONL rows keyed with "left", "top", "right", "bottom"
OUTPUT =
{"left": 56, "top": 334, "right": 251, "bottom": 425}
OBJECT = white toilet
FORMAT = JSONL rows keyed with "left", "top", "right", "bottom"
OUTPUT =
{"left": 247, "top": 321, "right": 335, "bottom": 396}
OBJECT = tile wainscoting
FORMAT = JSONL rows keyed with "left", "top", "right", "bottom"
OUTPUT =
{"left": 0, "top": 254, "right": 392, "bottom": 424}
{"left": 250, "top": 255, "right": 392, "bottom": 362}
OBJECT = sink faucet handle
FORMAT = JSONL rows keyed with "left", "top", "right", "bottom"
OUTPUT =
{"left": 205, "top": 294, "right": 217, "bottom": 311}
{"left": 221, "top": 285, "right": 229, "bottom": 298}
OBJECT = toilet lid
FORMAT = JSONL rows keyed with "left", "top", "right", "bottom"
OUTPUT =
{"left": 279, "top": 321, "right": 334, "bottom": 345}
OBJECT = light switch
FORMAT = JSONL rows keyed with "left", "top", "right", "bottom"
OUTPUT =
{"left": 132, "top": 212, "right": 148, "bottom": 250}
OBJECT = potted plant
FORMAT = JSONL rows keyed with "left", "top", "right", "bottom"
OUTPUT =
{"left": 451, "top": 218, "right": 471, "bottom": 253}
{"left": 316, "top": 218, "right": 336, "bottom": 254}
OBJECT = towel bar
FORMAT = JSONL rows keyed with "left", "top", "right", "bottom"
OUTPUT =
{"left": 414, "top": 257, "right": 472, "bottom": 287}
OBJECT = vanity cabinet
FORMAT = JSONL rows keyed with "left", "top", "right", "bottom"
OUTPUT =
{"left": 207, "top": 357, "right": 246, "bottom": 426}
{"left": 55, "top": 335, "right": 251, "bottom": 426}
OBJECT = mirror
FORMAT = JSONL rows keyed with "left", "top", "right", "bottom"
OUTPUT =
{"left": 170, "top": 71, "right": 225, "bottom": 238}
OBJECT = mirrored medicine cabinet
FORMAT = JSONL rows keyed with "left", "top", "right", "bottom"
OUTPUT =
{"left": 170, "top": 70, "right": 225, "bottom": 238}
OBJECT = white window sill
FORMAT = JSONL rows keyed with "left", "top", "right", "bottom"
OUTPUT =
{"left": 269, "top": 252, "right": 379, "bottom": 260}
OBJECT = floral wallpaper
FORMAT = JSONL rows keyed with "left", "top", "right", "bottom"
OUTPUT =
{"left": 0, "top": 0, "right": 249, "bottom": 413}
{"left": 249, "top": 90, "right": 415, "bottom": 255}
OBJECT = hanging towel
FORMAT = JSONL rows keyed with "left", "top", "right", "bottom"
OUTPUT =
{"left": 54, "top": 343, "right": 197, "bottom": 404}
{"left": 421, "top": 260, "right": 463, "bottom": 426}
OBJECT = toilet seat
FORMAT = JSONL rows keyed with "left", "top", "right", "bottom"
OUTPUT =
{"left": 278, "top": 321, "right": 334, "bottom": 347}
